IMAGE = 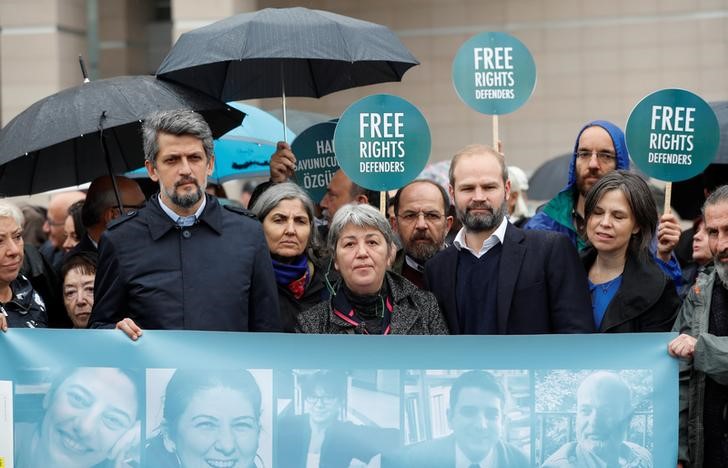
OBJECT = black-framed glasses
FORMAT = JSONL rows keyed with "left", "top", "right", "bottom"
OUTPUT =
{"left": 576, "top": 150, "right": 616, "bottom": 164}
{"left": 397, "top": 210, "right": 445, "bottom": 224}
{"left": 305, "top": 394, "right": 338, "bottom": 405}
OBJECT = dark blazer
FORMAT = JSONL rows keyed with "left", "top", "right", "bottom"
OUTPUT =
{"left": 581, "top": 247, "right": 681, "bottom": 332}
{"left": 424, "top": 224, "right": 594, "bottom": 334}
{"left": 382, "top": 434, "right": 529, "bottom": 468}
{"left": 89, "top": 195, "right": 281, "bottom": 332}
{"left": 277, "top": 414, "right": 400, "bottom": 468}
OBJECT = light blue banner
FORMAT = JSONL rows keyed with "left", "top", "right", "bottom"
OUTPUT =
{"left": 0, "top": 330, "right": 677, "bottom": 468}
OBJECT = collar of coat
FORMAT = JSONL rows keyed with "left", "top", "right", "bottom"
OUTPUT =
{"left": 143, "top": 194, "right": 224, "bottom": 240}
{"left": 328, "top": 271, "right": 424, "bottom": 334}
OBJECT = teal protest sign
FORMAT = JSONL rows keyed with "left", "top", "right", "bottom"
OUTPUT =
{"left": 333, "top": 94, "right": 431, "bottom": 191}
{"left": 292, "top": 121, "right": 338, "bottom": 203}
{"left": 626, "top": 89, "right": 720, "bottom": 182}
{"left": 452, "top": 32, "right": 536, "bottom": 115}
{"left": 0, "top": 330, "right": 677, "bottom": 467}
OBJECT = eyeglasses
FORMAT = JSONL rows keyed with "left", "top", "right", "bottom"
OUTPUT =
{"left": 576, "top": 150, "right": 617, "bottom": 164}
{"left": 45, "top": 218, "right": 65, "bottom": 227}
{"left": 305, "top": 394, "right": 338, "bottom": 405}
{"left": 397, "top": 210, "right": 445, "bottom": 224}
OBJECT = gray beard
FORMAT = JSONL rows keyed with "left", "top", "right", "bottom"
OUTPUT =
{"left": 457, "top": 200, "right": 507, "bottom": 233}
{"left": 163, "top": 183, "right": 203, "bottom": 209}
{"left": 714, "top": 257, "right": 728, "bottom": 289}
{"left": 407, "top": 241, "right": 441, "bottom": 263}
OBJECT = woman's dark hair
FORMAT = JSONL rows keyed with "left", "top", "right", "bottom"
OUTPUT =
{"left": 585, "top": 170, "right": 657, "bottom": 259}
{"left": 46, "top": 367, "right": 143, "bottom": 413}
{"left": 162, "top": 369, "right": 262, "bottom": 439}
{"left": 67, "top": 199, "right": 87, "bottom": 241}
{"left": 299, "top": 370, "right": 347, "bottom": 400}
{"left": 61, "top": 251, "right": 98, "bottom": 282}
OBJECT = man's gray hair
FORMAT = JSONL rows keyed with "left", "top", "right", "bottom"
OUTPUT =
{"left": 250, "top": 182, "right": 320, "bottom": 250}
{"left": 0, "top": 200, "right": 24, "bottom": 228}
{"left": 704, "top": 184, "right": 728, "bottom": 211}
{"left": 327, "top": 203, "right": 396, "bottom": 255}
{"left": 142, "top": 109, "right": 213, "bottom": 165}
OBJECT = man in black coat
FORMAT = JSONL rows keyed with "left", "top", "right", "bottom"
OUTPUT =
{"left": 424, "top": 144, "right": 593, "bottom": 335}
{"left": 89, "top": 110, "right": 281, "bottom": 337}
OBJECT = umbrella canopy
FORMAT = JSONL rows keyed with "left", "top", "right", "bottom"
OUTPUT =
{"left": 527, "top": 153, "right": 572, "bottom": 201}
{"left": 155, "top": 7, "right": 419, "bottom": 102}
{"left": 126, "top": 102, "right": 296, "bottom": 182}
{"left": 0, "top": 75, "right": 243, "bottom": 196}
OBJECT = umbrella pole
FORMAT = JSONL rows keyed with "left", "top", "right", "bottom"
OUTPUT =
{"left": 664, "top": 181, "right": 672, "bottom": 215}
{"left": 281, "top": 65, "right": 288, "bottom": 143}
{"left": 492, "top": 115, "right": 499, "bottom": 152}
{"left": 98, "top": 112, "right": 124, "bottom": 211}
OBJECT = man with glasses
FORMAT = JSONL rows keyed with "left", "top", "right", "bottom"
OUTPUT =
{"left": 70, "top": 175, "right": 146, "bottom": 256}
{"left": 390, "top": 179, "right": 453, "bottom": 288}
{"left": 39, "top": 191, "right": 86, "bottom": 269}
{"left": 525, "top": 120, "right": 682, "bottom": 283}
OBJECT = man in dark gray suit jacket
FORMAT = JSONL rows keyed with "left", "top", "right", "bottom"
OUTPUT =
{"left": 383, "top": 370, "right": 528, "bottom": 468}
{"left": 424, "top": 144, "right": 593, "bottom": 335}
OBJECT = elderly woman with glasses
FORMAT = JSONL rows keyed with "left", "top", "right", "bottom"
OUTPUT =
{"left": 250, "top": 182, "right": 329, "bottom": 332}
{"left": 297, "top": 203, "right": 448, "bottom": 335}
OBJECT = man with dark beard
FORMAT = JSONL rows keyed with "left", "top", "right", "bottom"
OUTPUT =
{"left": 669, "top": 185, "right": 728, "bottom": 468}
{"left": 390, "top": 180, "right": 453, "bottom": 288}
{"left": 89, "top": 110, "right": 281, "bottom": 337}
{"left": 424, "top": 144, "right": 593, "bottom": 335}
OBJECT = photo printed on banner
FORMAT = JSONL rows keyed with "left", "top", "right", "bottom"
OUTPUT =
{"left": 145, "top": 368, "right": 273, "bottom": 468}
{"left": 536, "top": 369, "right": 654, "bottom": 468}
{"left": 385, "top": 369, "right": 530, "bottom": 468}
{"left": 275, "top": 369, "right": 401, "bottom": 467}
{"left": 11, "top": 367, "right": 143, "bottom": 468}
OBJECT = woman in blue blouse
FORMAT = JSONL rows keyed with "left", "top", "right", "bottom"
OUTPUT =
{"left": 581, "top": 170, "right": 680, "bottom": 332}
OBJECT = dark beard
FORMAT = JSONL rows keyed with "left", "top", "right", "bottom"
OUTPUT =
{"left": 456, "top": 200, "right": 507, "bottom": 232}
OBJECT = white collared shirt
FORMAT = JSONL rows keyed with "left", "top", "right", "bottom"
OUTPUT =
{"left": 453, "top": 216, "right": 509, "bottom": 259}
{"left": 158, "top": 193, "right": 207, "bottom": 227}
{"left": 455, "top": 441, "right": 497, "bottom": 468}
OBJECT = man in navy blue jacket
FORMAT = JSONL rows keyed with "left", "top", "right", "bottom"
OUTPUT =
{"left": 424, "top": 144, "right": 593, "bottom": 335}
{"left": 89, "top": 110, "right": 281, "bottom": 337}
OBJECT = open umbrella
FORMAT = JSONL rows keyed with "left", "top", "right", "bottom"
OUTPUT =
{"left": 0, "top": 75, "right": 243, "bottom": 197}
{"left": 156, "top": 7, "right": 418, "bottom": 139}
{"left": 126, "top": 102, "right": 296, "bottom": 182}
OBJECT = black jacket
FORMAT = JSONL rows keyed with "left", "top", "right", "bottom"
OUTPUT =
{"left": 89, "top": 195, "right": 281, "bottom": 332}
{"left": 581, "top": 247, "right": 681, "bottom": 332}
{"left": 1, "top": 275, "right": 47, "bottom": 328}
{"left": 277, "top": 258, "right": 331, "bottom": 333}
{"left": 425, "top": 223, "right": 594, "bottom": 334}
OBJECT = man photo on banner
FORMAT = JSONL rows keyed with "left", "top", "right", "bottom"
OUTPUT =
{"left": 424, "top": 144, "right": 594, "bottom": 335}
{"left": 89, "top": 109, "right": 281, "bottom": 337}
{"left": 542, "top": 371, "right": 652, "bottom": 468}
{"left": 383, "top": 370, "right": 529, "bottom": 468}
{"left": 524, "top": 120, "right": 683, "bottom": 286}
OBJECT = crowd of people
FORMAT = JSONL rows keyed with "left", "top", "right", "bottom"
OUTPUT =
{"left": 0, "top": 108, "right": 726, "bottom": 466}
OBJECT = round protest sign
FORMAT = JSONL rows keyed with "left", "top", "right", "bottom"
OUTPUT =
{"left": 292, "top": 121, "right": 338, "bottom": 203}
{"left": 333, "top": 94, "right": 431, "bottom": 191}
{"left": 452, "top": 32, "right": 536, "bottom": 115}
{"left": 626, "top": 89, "right": 719, "bottom": 182}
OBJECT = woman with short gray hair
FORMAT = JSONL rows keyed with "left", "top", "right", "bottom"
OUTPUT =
{"left": 250, "top": 182, "right": 328, "bottom": 332}
{"left": 0, "top": 200, "right": 47, "bottom": 330}
{"left": 298, "top": 203, "right": 448, "bottom": 335}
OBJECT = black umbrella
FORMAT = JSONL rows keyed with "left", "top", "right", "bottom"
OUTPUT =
{"left": 672, "top": 101, "right": 728, "bottom": 219}
{"left": 527, "top": 153, "right": 572, "bottom": 201}
{"left": 156, "top": 7, "right": 418, "bottom": 139}
{"left": 0, "top": 75, "right": 244, "bottom": 196}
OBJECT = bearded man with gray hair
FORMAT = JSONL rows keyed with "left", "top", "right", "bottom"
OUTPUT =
{"left": 669, "top": 184, "right": 728, "bottom": 467}
{"left": 89, "top": 109, "right": 281, "bottom": 337}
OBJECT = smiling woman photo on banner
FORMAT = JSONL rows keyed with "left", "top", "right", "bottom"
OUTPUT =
{"left": 145, "top": 369, "right": 268, "bottom": 468}
{"left": 13, "top": 367, "right": 142, "bottom": 468}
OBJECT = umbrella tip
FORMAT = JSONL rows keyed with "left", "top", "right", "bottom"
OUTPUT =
{"left": 79, "top": 55, "right": 90, "bottom": 83}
